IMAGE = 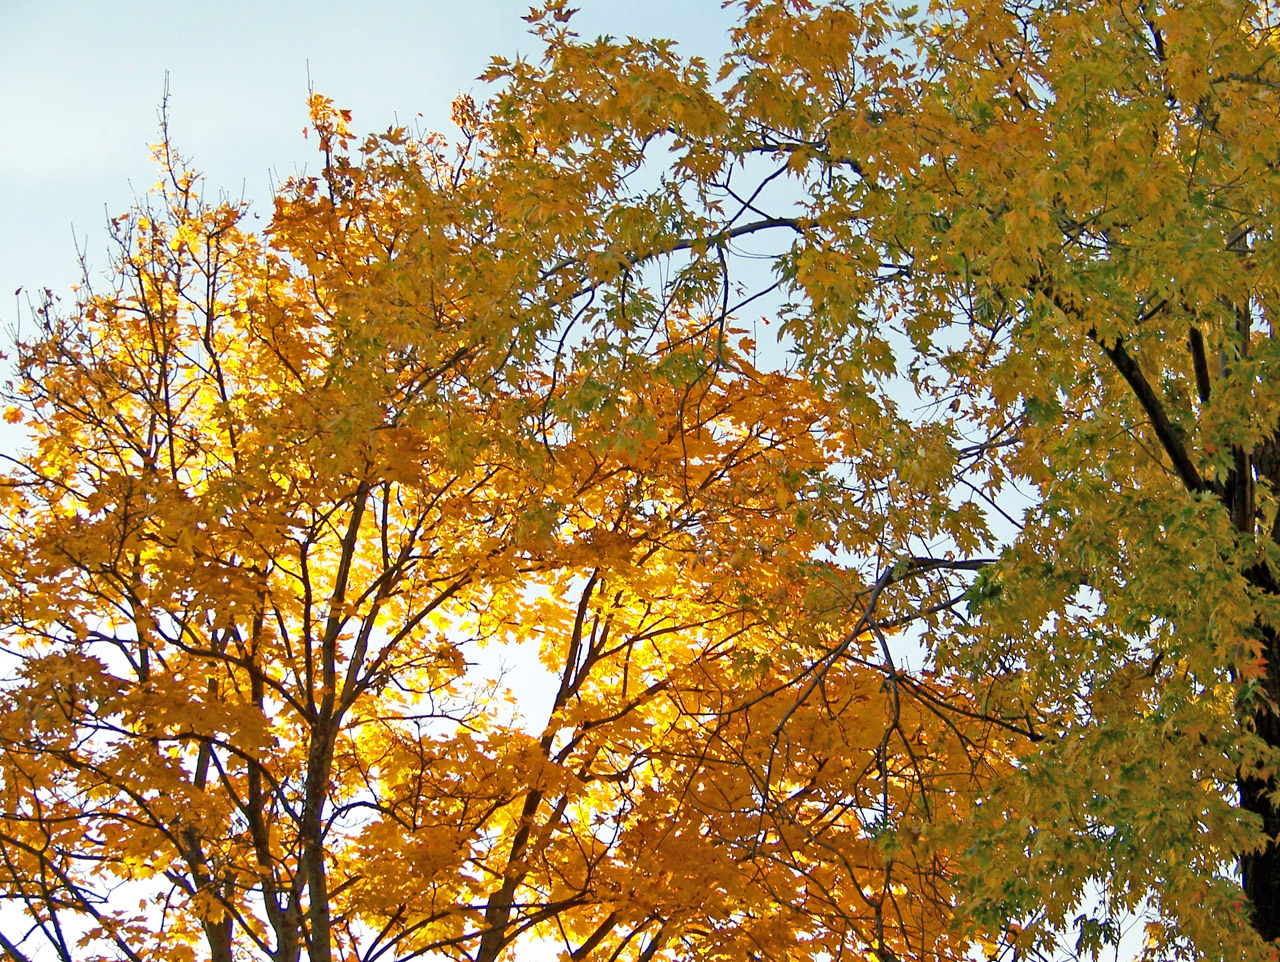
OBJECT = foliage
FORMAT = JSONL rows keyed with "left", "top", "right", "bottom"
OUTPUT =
{"left": 0, "top": 92, "right": 1002, "bottom": 962}
{"left": 474, "top": 0, "right": 1280, "bottom": 957}
{"left": 9, "top": 0, "right": 1280, "bottom": 960}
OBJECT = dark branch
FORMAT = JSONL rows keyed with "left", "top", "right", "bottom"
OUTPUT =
{"left": 1094, "top": 332, "right": 1209, "bottom": 494}
{"left": 1189, "top": 325, "right": 1212, "bottom": 404}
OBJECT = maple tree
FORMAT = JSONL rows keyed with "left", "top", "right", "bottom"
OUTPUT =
{"left": 0, "top": 87, "right": 1002, "bottom": 962}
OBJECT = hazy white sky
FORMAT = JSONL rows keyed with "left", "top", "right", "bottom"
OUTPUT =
{"left": 1, "top": 1, "right": 735, "bottom": 329}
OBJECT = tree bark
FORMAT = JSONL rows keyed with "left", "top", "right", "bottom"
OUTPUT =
{"left": 1238, "top": 435, "right": 1280, "bottom": 942}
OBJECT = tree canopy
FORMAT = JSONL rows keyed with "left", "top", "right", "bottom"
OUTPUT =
{"left": 3, "top": 1, "right": 1280, "bottom": 961}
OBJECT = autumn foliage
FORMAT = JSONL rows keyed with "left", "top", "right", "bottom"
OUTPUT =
{"left": 0, "top": 80, "right": 1001, "bottom": 962}
{"left": 6, "top": 0, "right": 1280, "bottom": 961}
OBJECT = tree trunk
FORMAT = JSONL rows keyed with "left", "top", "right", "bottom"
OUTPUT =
{"left": 1231, "top": 438, "right": 1280, "bottom": 942}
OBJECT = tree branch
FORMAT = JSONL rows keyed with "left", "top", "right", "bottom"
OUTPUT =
{"left": 1094, "top": 332, "right": 1209, "bottom": 494}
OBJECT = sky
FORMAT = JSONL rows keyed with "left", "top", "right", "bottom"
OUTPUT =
{"left": 0, "top": 0, "right": 748, "bottom": 730}
{"left": 1, "top": 0, "right": 736, "bottom": 333}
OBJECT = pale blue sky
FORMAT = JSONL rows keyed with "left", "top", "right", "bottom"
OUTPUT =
{"left": 0, "top": 0, "right": 741, "bottom": 770}
{"left": 1, "top": 1, "right": 734, "bottom": 328}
